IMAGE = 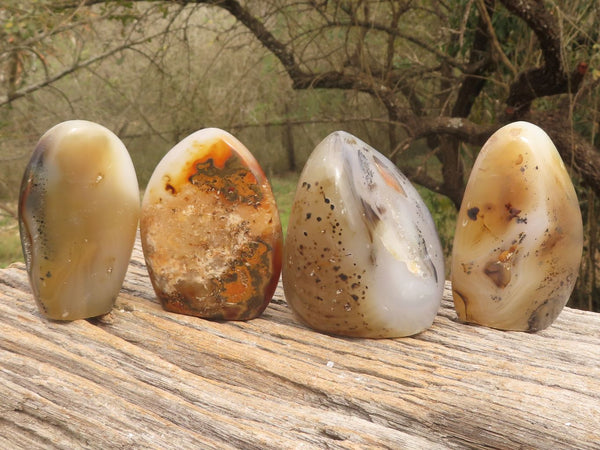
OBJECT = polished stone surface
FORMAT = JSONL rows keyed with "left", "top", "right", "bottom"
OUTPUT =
{"left": 283, "top": 131, "right": 444, "bottom": 337}
{"left": 19, "top": 120, "right": 140, "bottom": 320}
{"left": 452, "top": 121, "right": 583, "bottom": 331}
{"left": 141, "top": 128, "right": 282, "bottom": 320}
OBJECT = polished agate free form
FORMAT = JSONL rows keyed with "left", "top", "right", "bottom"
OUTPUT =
{"left": 283, "top": 131, "right": 444, "bottom": 338}
{"left": 452, "top": 121, "right": 583, "bottom": 331}
{"left": 19, "top": 120, "right": 140, "bottom": 320}
{"left": 140, "top": 128, "right": 282, "bottom": 320}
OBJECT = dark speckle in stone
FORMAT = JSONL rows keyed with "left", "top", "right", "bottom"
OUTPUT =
{"left": 467, "top": 207, "right": 479, "bottom": 221}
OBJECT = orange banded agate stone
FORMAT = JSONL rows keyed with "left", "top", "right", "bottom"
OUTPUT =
{"left": 140, "top": 128, "right": 282, "bottom": 320}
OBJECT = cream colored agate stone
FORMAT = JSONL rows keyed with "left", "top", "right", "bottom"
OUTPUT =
{"left": 140, "top": 128, "right": 282, "bottom": 320}
{"left": 451, "top": 121, "right": 583, "bottom": 331}
{"left": 282, "top": 131, "right": 444, "bottom": 338}
{"left": 18, "top": 120, "right": 140, "bottom": 320}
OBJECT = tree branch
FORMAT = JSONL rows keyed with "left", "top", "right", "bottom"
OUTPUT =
{"left": 410, "top": 116, "right": 496, "bottom": 145}
{"left": 205, "top": 0, "right": 305, "bottom": 81}
{"left": 475, "top": 0, "right": 515, "bottom": 77}
{"left": 453, "top": 0, "right": 495, "bottom": 118}
{"left": 0, "top": 28, "right": 181, "bottom": 107}
{"left": 501, "top": 0, "right": 586, "bottom": 116}
{"left": 532, "top": 110, "right": 600, "bottom": 198}
{"left": 0, "top": 202, "right": 17, "bottom": 220}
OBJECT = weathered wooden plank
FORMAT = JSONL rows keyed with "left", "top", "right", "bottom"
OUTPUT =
{"left": 1, "top": 240, "right": 599, "bottom": 449}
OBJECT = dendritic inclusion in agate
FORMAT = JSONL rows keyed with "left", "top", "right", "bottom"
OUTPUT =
{"left": 18, "top": 120, "right": 140, "bottom": 320}
{"left": 140, "top": 128, "right": 282, "bottom": 320}
{"left": 283, "top": 131, "right": 444, "bottom": 338}
{"left": 451, "top": 121, "right": 583, "bottom": 331}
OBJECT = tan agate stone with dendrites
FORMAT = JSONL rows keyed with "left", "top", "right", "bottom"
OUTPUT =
{"left": 452, "top": 121, "right": 583, "bottom": 331}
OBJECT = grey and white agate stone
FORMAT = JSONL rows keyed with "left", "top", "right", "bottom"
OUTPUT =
{"left": 283, "top": 131, "right": 444, "bottom": 337}
{"left": 18, "top": 120, "right": 140, "bottom": 320}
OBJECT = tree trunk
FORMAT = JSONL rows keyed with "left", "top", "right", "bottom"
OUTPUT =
{"left": 282, "top": 102, "right": 296, "bottom": 172}
{"left": 0, "top": 239, "right": 599, "bottom": 448}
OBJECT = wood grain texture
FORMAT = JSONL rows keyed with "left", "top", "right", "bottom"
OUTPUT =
{"left": 1, "top": 240, "right": 599, "bottom": 449}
